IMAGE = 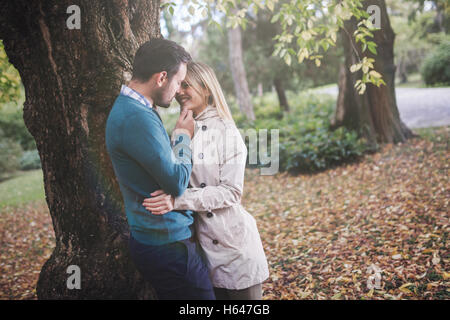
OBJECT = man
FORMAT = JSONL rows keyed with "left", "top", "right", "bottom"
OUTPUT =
{"left": 105, "top": 38, "right": 215, "bottom": 300}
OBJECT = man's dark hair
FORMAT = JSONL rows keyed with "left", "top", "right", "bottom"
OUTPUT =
{"left": 132, "top": 38, "right": 191, "bottom": 82}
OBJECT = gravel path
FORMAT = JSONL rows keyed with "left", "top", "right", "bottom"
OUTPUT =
{"left": 315, "top": 86, "right": 450, "bottom": 129}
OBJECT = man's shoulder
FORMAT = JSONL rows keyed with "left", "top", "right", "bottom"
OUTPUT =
{"left": 113, "top": 94, "right": 151, "bottom": 113}
{"left": 110, "top": 95, "right": 160, "bottom": 124}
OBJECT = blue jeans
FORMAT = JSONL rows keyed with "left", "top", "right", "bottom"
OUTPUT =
{"left": 129, "top": 234, "right": 216, "bottom": 300}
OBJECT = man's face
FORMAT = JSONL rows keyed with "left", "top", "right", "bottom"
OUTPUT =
{"left": 154, "top": 63, "right": 187, "bottom": 108}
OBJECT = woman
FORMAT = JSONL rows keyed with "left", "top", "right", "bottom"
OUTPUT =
{"left": 142, "top": 61, "right": 269, "bottom": 300}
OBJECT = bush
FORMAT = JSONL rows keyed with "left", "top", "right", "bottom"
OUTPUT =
{"left": 279, "top": 127, "right": 366, "bottom": 173}
{"left": 0, "top": 128, "right": 23, "bottom": 178}
{"left": 241, "top": 91, "right": 367, "bottom": 173}
{"left": 0, "top": 110, "right": 36, "bottom": 150}
{"left": 19, "top": 149, "right": 41, "bottom": 170}
{"left": 420, "top": 41, "right": 450, "bottom": 86}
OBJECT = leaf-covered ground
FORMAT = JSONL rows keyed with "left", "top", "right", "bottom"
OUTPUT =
{"left": 0, "top": 202, "right": 53, "bottom": 299}
{"left": 243, "top": 126, "right": 449, "bottom": 300}
{"left": 0, "top": 127, "right": 448, "bottom": 300}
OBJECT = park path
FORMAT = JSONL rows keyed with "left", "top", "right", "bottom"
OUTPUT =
{"left": 315, "top": 86, "right": 450, "bottom": 129}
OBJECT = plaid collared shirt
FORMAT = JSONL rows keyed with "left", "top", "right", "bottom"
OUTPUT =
{"left": 120, "top": 85, "right": 152, "bottom": 109}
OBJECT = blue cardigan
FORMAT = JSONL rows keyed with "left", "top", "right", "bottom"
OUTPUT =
{"left": 106, "top": 94, "right": 194, "bottom": 245}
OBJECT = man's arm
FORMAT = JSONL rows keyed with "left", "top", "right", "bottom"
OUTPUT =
{"left": 122, "top": 111, "right": 192, "bottom": 197}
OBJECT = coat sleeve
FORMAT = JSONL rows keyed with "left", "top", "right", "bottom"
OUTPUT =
{"left": 122, "top": 112, "right": 192, "bottom": 197}
{"left": 173, "top": 126, "right": 247, "bottom": 212}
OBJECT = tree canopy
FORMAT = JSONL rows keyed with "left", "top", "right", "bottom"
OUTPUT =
{"left": 163, "top": 0, "right": 387, "bottom": 93}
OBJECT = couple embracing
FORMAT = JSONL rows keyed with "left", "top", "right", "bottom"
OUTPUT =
{"left": 106, "top": 38, "right": 269, "bottom": 300}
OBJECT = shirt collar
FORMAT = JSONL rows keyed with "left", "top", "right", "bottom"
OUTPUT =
{"left": 120, "top": 84, "right": 153, "bottom": 109}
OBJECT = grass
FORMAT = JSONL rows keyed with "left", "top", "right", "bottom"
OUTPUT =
{"left": 395, "top": 73, "right": 424, "bottom": 88}
{"left": 0, "top": 169, "right": 45, "bottom": 210}
{"left": 395, "top": 73, "right": 450, "bottom": 88}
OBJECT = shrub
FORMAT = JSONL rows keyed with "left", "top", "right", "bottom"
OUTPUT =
{"left": 0, "top": 128, "right": 23, "bottom": 178}
{"left": 19, "top": 149, "right": 41, "bottom": 170}
{"left": 0, "top": 110, "right": 36, "bottom": 150}
{"left": 241, "top": 91, "right": 367, "bottom": 173}
{"left": 420, "top": 41, "right": 450, "bottom": 86}
{"left": 279, "top": 127, "right": 366, "bottom": 173}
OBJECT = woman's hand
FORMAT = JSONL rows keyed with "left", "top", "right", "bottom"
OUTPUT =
{"left": 142, "top": 190, "right": 174, "bottom": 215}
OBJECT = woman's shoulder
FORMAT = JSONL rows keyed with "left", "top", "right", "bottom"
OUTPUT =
{"left": 203, "top": 116, "right": 238, "bottom": 133}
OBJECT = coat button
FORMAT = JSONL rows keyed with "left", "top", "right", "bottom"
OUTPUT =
{"left": 207, "top": 212, "right": 213, "bottom": 218}
{"left": 200, "top": 183, "right": 206, "bottom": 188}
{"left": 212, "top": 239, "right": 219, "bottom": 245}
{"left": 199, "top": 153, "right": 204, "bottom": 159}
{"left": 202, "top": 125, "right": 207, "bottom": 131}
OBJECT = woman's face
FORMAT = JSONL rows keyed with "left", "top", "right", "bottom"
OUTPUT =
{"left": 175, "top": 80, "right": 207, "bottom": 116}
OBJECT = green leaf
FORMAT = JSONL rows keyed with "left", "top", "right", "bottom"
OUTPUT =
{"left": 284, "top": 53, "right": 292, "bottom": 66}
{"left": 362, "top": 43, "right": 367, "bottom": 52}
{"left": 369, "top": 70, "right": 382, "bottom": 78}
{"left": 350, "top": 63, "right": 362, "bottom": 73}
{"left": 368, "top": 43, "right": 377, "bottom": 55}
{"left": 271, "top": 13, "right": 280, "bottom": 23}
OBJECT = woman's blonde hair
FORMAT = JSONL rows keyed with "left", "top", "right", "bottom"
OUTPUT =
{"left": 184, "top": 61, "right": 234, "bottom": 122}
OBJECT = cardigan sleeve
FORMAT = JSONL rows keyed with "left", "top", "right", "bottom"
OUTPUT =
{"left": 122, "top": 112, "right": 192, "bottom": 197}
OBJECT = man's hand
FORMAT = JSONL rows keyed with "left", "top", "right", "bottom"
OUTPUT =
{"left": 142, "top": 190, "right": 175, "bottom": 215}
{"left": 173, "top": 108, "right": 194, "bottom": 138}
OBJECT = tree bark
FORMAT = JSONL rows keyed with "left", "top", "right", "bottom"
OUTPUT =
{"left": 398, "top": 56, "right": 408, "bottom": 84}
{"left": 0, "top": 0, "right": 160, "bottom": 299}
{"left": 273, "top": 77, "right": 290, "bottom": 112}
{"left": 257, "top": 82, "right": 264, "bottom": 97}
{"left": 331, "top": 0, "right": 414, "bottom": 145}
{"left": 228, "top": 23, "right": 255, "bottom": 121}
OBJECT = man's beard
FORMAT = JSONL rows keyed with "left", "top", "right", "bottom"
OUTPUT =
{"left": 154, "top": 87, "right": 172, "bottom": 108}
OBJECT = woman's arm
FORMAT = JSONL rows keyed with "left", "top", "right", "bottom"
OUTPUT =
{"left": 142, "top": 127, "right": 247, "bottom": 214}
{"left": 174, "top": 127, "right": 246, "bottom": 212}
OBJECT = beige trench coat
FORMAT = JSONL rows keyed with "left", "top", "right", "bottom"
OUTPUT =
{"left": 172, "top": 105, "right": 269, "bottom": 290}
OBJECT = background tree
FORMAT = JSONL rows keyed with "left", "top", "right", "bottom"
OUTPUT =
{"left": 0, "top": 0, "right": 160, "bottom": 299}
{"left": 195, "top": 0, "right": 404, "bottom": 144}
{"left": 246, "top": 8, "right": 292, "bottom": 112}
{"left": 332, "top": 0, "right": 415, "bottom": 145}
{"left": 389, "top": 0, "right": 449, "bottom": 84}
{"left": 228, "top": 8, "right": 255, "bottom": 121}
{"left": 194, "top": 3, "right": 343, "bottom": 115}
{"left": 242, "top": 2, "right": 343, "bottom": 112}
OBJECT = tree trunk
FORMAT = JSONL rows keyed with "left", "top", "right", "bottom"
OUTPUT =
{"left": 228, "top": 23, "right": 255, "bottom": 121}
{"left": 0, "top": 0, "right": 160, "bottom": 299}
{"left": 273, "top": 77, "right": 290, "bottom": 112}
{"left": 257, "top": 82, "right": 264, "bottom": 97}
{"left": 331, "top": 0, "right": 414, "bottom": 146}
{"left": 434, "top": 2, "right": 446, "bottom": 33}
{"left": 398, "top": 56, "right": 408, "bottom": 84}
